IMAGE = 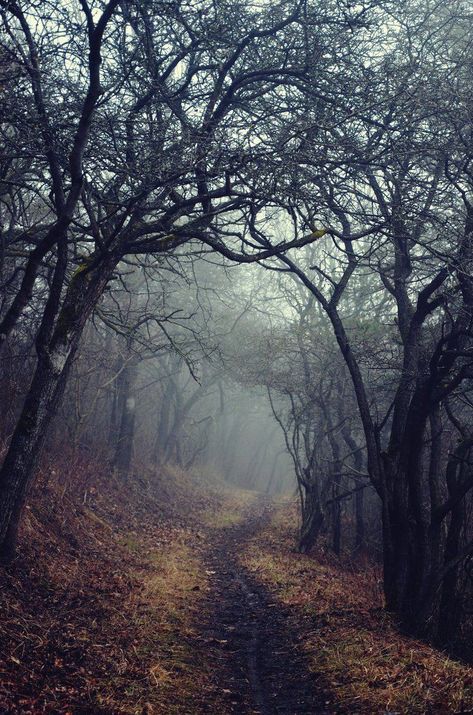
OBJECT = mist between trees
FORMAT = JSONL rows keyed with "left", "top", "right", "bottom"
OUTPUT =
{"left": 1, "top": 0, "right": 473, "bottom": 658}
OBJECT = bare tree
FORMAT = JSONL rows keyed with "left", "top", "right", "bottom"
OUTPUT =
{"left": 254, "top": 0, "right": 473, "bottom": 641}
{"left": 1, "top": 0, "right": 363, "bottom": 559}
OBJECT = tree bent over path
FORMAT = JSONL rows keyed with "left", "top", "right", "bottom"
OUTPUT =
{"left": 0, "top": 0, "right": 364, "bottom": 558}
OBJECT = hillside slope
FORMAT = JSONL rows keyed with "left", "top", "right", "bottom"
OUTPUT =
{"left": 0, "top": 459, "right": 472, "bottom": 714}
{"left": 0, "top": 458, "right": 235, "bottom": 713}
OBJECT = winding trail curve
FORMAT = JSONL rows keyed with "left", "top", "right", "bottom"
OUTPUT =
{"left": 200, "top": 497, "right": 332, "bottom": 715}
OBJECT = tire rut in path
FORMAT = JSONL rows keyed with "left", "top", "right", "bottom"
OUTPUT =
{"left": 202, "top": 500, "right": 332, "bottom": 715}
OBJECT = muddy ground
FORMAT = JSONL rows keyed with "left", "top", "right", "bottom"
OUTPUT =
{"left": 201, "top": 499, "right": 333, "bottom": 714}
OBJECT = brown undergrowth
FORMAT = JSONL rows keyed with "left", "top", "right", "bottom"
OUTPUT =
{"left": 240, "top": 498, "right": 473, "bottom": 715}
{"left": 0, "top": 450, "right": 236, "bottom": 714}
{"left": 2, "top": 458, "right": 473, "bottom": 714}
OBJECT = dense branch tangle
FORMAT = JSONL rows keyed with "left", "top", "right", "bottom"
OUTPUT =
{"left": 250, "top": 0, "right": 473, "bottom": 644}
{"left": 2, "top": 0, "right": 473, "bottom": 654}
{"left": 0, "top": 0, "right": 367, "bottom": 558}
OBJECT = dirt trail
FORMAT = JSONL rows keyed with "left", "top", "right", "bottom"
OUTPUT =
{"left": 200, "top": 497, "right": 332, "bottom": 715}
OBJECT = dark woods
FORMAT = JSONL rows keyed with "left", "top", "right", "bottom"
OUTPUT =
{"left": 1, "top": 0, "right": 473, "bottom": 659}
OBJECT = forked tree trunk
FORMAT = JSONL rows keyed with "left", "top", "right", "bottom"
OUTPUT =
{"left": 0, "top": 353, "right": 72, "bottom": 561}
{"left": 381, "top": 452, "right": 444, "bottom": 638}
{"left": 0, "top": 258, "right": 116, "bottom": 561}
{"left": 282, "top": 216, "right": 473, "bottom": 644}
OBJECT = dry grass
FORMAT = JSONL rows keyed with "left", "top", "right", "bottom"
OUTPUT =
{"left": 200, "top": 485, "right": 257, "bottom": 529}
{"left": 241, "top": 500, "right": 473, "bottom": 715}
{"left": 3, "top": 453, "right": 472, "bottom": 715}
{"left": 0, "top": 451, "right": 234, "bottom": 714}
{"left": 95, "top": 536, "right": 230, "bottom": 714}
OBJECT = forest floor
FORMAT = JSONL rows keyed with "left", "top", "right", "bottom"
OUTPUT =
{"left": 1, "top": 460, "right": 473, "bottom": 714}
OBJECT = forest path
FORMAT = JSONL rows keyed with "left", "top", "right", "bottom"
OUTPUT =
{"left": 199, "top": 496, "right": 332, "bottom": 715}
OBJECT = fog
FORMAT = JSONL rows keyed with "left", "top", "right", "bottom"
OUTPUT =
{"left": 1, "top": 0, "right": 473, "bottom": 695}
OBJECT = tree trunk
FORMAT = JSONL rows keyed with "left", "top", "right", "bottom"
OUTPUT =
{"left": 332, "top": 480, "right": 342, "bottom": 556}
{"left": 298, "top": 481, "right": 325, "bottom": 553}
{"left": 0, "top": 257, "right": 116, "bottom": 561}
{"left": 0, "top": 352, "right": 71, "bottom": 561}
{"left": 152, "top": 377, "right": 174, "bottom": 465}
{"left": 113, "top": 359, "right": 137, "bottom": 480}
{"left": 340, "top": 427, "right": 365, "bottom": 553}
{"left": 437, "top": 446, "right": 468, "bottom": 644}
{"left": 107, "top": 356, "right": 122, "bottom": 450}
{"left": 354, "top": 487, "right": 365, "bottom": 552}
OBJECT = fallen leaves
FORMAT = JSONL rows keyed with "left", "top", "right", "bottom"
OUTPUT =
{"left": 240, "top": 500, "right": 473, "bottom": 715}
{"left": 0, "top": 456, "right": 237, "bottom": 713}
{"left": 3, "top": 460, "right": 471, "bottom": 715}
